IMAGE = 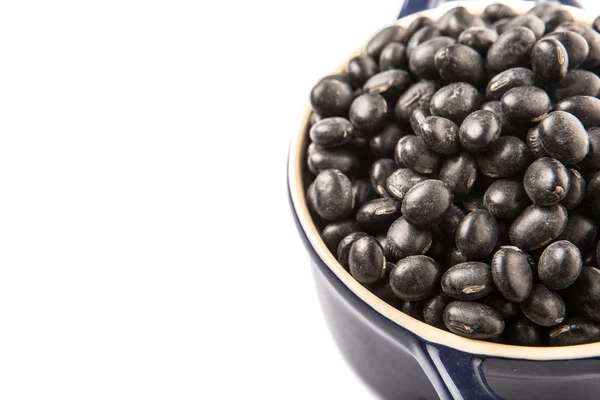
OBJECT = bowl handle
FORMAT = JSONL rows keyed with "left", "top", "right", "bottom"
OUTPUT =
{"left": 398, "top": 0, "right": 582, "bottom": 19}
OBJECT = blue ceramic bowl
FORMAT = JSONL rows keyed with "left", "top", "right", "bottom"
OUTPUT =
{"left": 288, "top": 1, "right": 600, "bottom": 399}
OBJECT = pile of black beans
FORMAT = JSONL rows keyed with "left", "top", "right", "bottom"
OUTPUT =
{"left": 305, "top": 2, "right": 600, "bottom": 346}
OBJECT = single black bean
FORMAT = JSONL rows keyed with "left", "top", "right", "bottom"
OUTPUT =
{"left": 347, "top": 55, "right": 379, "bottom": 88}
{"left": 455, "top": 210, "right": 498, "bottom": 260}
{"left": 527, "top": 0, "right": 561, "bottom": 18}
{"left": 352, "top": 178, "right": 377, "bottom": 209}
{"left": 484, "top": 3, "right": 517, "bottom": 22}
{"left": 555, "top": 96, "right": 600, "bottom": 128}
{"left": 370, "top": 158, "right": 397, "bottom": 197}
{"left": 390, "top": 255, "right": 440, "bottom": 301}
{"left": 439, "top": 204, "right": 465, "bottom": 238}
{"left": 539, "top": 240, "right": 582, "bottom": 290}
{"left": 503, "top": 14, "right": 545, "bottom": 39}
{"left": 542, "top": 9, "right": 574, "bottom": 32}
{"left": 486, "top": 292, "right": 520, "bottom": 319}
{"left": 409, "top": 107, "right": 431, "bottom": 135}
{"left": 538, "top": 111, "right": 590, "bottom": 164}
{"left": 379, "top": 43, "right": 407, "bottom": 71}
{"left": 549, "top": 317, "right": 600, "bottom": 346}
{"left": 321, "top": 220, "right": 361, "bottom": 253}
{"left": 480, "top": 100, "right": 522, "bottom": 135}
{"left": 579, "top": 127, "right": 600, "bottom": 171}
{"left": 545, "top": 31, "right": 589, "bottom": 70}
{"left": 406, "top": 16, "right": 434, "bottom": 39}
{"left": 349, "top": 93, "right": 388, "bottom": 132}
{"left": 394, "top": 80, "right": 439, "bottom": 121}
{"left": 588, "top": 172, "right": 600, "bottom": 219}
{"left": 459, "top": 110, "right": 501, "bottom": 152}
{"left": 363, "top": 69, "right": 413, "bottom": 103}
{"left": 409, "top": 36, "right": 456, "bottom": 79}
{"left": 385, "top": 168, "right": 427, "bottom": 201}
{"left": 563, "top": 266, "right": 600, "bottom": 323}
{"left": 385, "top": 217, "right": 432, "bottom": 263}
{"left": 523, "top": 157, "right": 570, "bottom": 206}
{"left": 484, "top": 179, "right": 528, "bottom": 220}
{"left": 369, "top": 124, "right": 408, "bottom": 158}
{"left": 441, "top": 261, "right": 494, "bottom": 300}
{"left": 476, "top": 136, "right": 530, "bottom": 178}
{"left": 310, "top": 75, "right": 354, "bottom": 117}
{"left": 443, "top": 301, "right": 505, "bottom": 339}
{"left": 509, "top": 204, "right": 568, "bottom": 251}
{"left": 549, "top": 70, "right": 600, "bottom": 102}
{"left": 394, "top": 135, "right": 439, "bottom": 175}
{"left": 532, "top": 37, "right": 568, "bottom": 84}
{"left": 486, "top": 67, "right": 536, "bottom": 101}
{"left": 313, "top": 169, "right": 354, "bottom": 221}
{"left": 500, "top": 86, "right": 551, "bottom": 123}
{"left": 487, "top": 27, "right": 536, "bottom": 73}
{"left": 349, "top": 236, "right": 386, "bottom": 284}
{"left": 491, "top": 245, "right": 533, "bottom": 302}
{"left": 419, "top": 116, "right": 459, "bottom": 154}
{"left": 434, "top": 44, "right": 485, "bottom": 86}
{"left": 423, "top": 293, "right": 452, "bottom": 330}
{"left": 447, "top": 246, "right": 468, "bottom": 268}
{"left": 366, "top": 25, "right": 408, "bottom": 59}
{"left": 356, "top": 198, "right": 401, "bottom": 233}
{"left": 526, "top": 125, "right": 548, "bottom": 160}
{"left": 439, "top": 7, "right": 485, "bottom": 39}
{"left": 406, "top": 25, "right": 443, "bottom": 58}
{"left": 458, "top": 27, "right": 498, "bottom": 54}
{"left": 307, "top": 143, "right": 359, "bottom": 177}
{"left": 555, "top": 22, "right": 600, "bottom": 69}
{"left": 337, "top": 232, "right": 369, "bottom": 269}
{"left": 430, "top": 82, "right": 481, "bottom": 124}
{"left": 309, "top": 117, "right": 354, "bottom": 148}
{"left": 561, "top": 169, "right": 586, "bottom": 210}
{"left": 505, "top": 318, "right": 546, "bottom": 346}
{"left": 521, "top": 284, "right": 566, "bottom": 327}
{"left": 438, "top": 153, "right": 477, "bottom": 200}
{"left": 402, "top": 180, "right": 453, "bottom": 226}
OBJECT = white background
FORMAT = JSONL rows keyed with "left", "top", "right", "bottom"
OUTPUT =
{"left": 1, "top": 1, "right": 599, "bottom": 399}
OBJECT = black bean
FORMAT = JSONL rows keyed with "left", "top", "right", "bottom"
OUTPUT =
{"left": 527, "top": 0, "right": 561, "bottom": 19}
{"left": 521, "top": 284, "right": 566, "bottom": 327}
{"left": 444, "top": 301, "right": 505, "bottom": 339}
{"left": 439, "top": 7, "right": 485, "bottom": 39}
{"left": 462, "top": 195, "right": 484, "bottom": 213}
{"left": 595, "top": 16, "right": 600, "bottom": 33}
{"left": 561, "top": 169, "right": 586, "bottom": 210}
{"left": 483, "top": 179, "right": 528, "bottom": 220}
{"left": 363, "top": 69, "right": 413, "bottom": 103}
{"left": 526, "top": 125, "right": 548, "bottom": 160}
{"left": 438, "top": 152, "right": 478, "bottom": 199}
{"left": 480, "top": 100, "right": 522, "bottom": 135}
{"left": 549, "top": 70, "right": 600, "bottom": 102}
{"left": 337, "top": 232, "right": 369, "bottom": 269}
{"left": 487, "top": 27, "right": 536, "bottom": 73}
{"left": 434, "top": 44, "right": 485, "bottom": 86}
{"left": 503, "top": 14, "right": 545, "bottom": 39}
{"left": 352, "top": 178, "right": 377, "bottom": 209}
{"left": 349, "top": 93, "right": 388, "bottom": 132}
{"left": 347, "top": 55, "right": 379, "bottom": 87}
{"left": 402, "top": 180, "right": 453, "bottom": 226}
{"left": 307, "top": 143, "right": 359, "bottom": 177}
{"left": 545, "top": 9, "right": 575, "bottom": 32}
{"left": 549, "top": 317, "right": 600, "bottom": 346}
{"left": 509, "top": 204, "right": 568, "bottom": 250}
{"left": 309, "top": 117, "right": 354, "bottom": 148}
{"left": 390, "top": 255, "right": 440, "bottom": 301}
{"left": 500, "top": 86, "right": 551, "bottom": 123}
{"left": 505, "top": 318, "right": 546, "bottom": 346}
{"left": 385, "top": 217, "right": 432, "bottom": 263}
{"left": 370, "top": 158, "right": 397, "bottom": 197}
{"left": 555, "top": 22, "right": 600, "bottom": 69}
{"left": 376, "top": 235, "right": 388, "bottom": 254}
{"left": 385, "top": 168, "right": 427, "bottom": 201}
{"left": 555, "top": 97, "right": 600, "bottom": 131}
{"left": 439, "top": 204, "right": 466, "bottom": 238}
{"left": 394, "top": 135, "right": 439, "bottom": 175}
{"left": 538, "top": 240, "right": 582, "bottom": 290}
{"left": 476, "top": 136, "right": 530, "bottom": 178}
{"left": 310, "top": 112, "right": 322, "bottom": 126}
{"left": 369, "top": 267, "right": 402, "bottom": 308}
{"left": 419, "top": 116, "right": 459, "bottom": 154}
{"left": 349, "top": 236, "right": 386, "bottom": 284}
{"left": 458, "top": 27, "right": 498, "bottom": 54}
{"left": 545, "top": 31, "right": 589, "bottom": 70}
{"left": 486, "top": 292, "right": 520, "bottom": 319}
{"left": 321, "top": 220, "right": 361, "bottom": 253}
{"left": 492, "top": 18, "right": 511, "bottom": 34}
{"left": 584, "top": 250, "right": 597, "bottom": 268}
{"left": 459, "top": 110, "right": 501, "bottom": 152}
{"left": 538, "top": 111, "right": 590, "bottom": 164}
{"left": 312, "top": 169, "right": 355, "bottom": 222}
{"left": 588, "top": 172, "right": 600, "bottom": 219}
{"left": 398, "top": 300, "right": 424, "bottom": 320}
{"left": 356, "top": 198, "right": 401, "bottom": 233}
{"left": 563, "top": 266, "right": 600, "bottom": 323}
{"left": 491, "top": 246, "right": 533, "bottom": 302}
{"left": 423, "top": 293, "right": 452, "bottom": 330}
{"left": 406, "top": 16, "right": 434, "bottom": 39}
{"left": 378, "top": 43, "right": 407, "bottom": 71}
{"left": 484, "top": 3, "right": 517, "bottom": 22}
{"left": 486, "top": 67, "right": 536, "bottom": 101}
{"left": 366, "top": 25, "right": 408, "bottom": 60}
{"left": 447, "top": 246, "right": 468, "bottom": 268}
{"left": 430, "top": 82, "right": 481, "bottom": 124}
{"left": 426, "top": 227, "right": 450, "bottom": 263}
{"left": 532, "top": 37, "right": 568, "bottom": 84}
{"left": 409, "top": 107, "right": 431, "bottom": 135}
{"left": 441, "top": 261, "right": 494, "bottom": 300}
{"left": 369, "top": 124, "right": 408, "bottom": 158}
{"left": 580, "top": 127, "right": 600, "bottom": 172}
{"left": 310, "top": 76, "right": 354, "bottom": 117}
{"left": 406, "top": 25, "right": 443, "bottom": 58}
{"left": 523, "top": 157, "right": 570, "bottom": 206}
{"left": 409, "top": 37, "right": 456, "bottom": 79}
{"left": 455, "top": 210, "right": 498, "bottom": 260}
{"left": 394, "top": 80, "right": 439, "bottom": 121}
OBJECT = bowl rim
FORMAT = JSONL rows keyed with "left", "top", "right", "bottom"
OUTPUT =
{"left": 288, "top": 0, "right": 600, "bottom": 360}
